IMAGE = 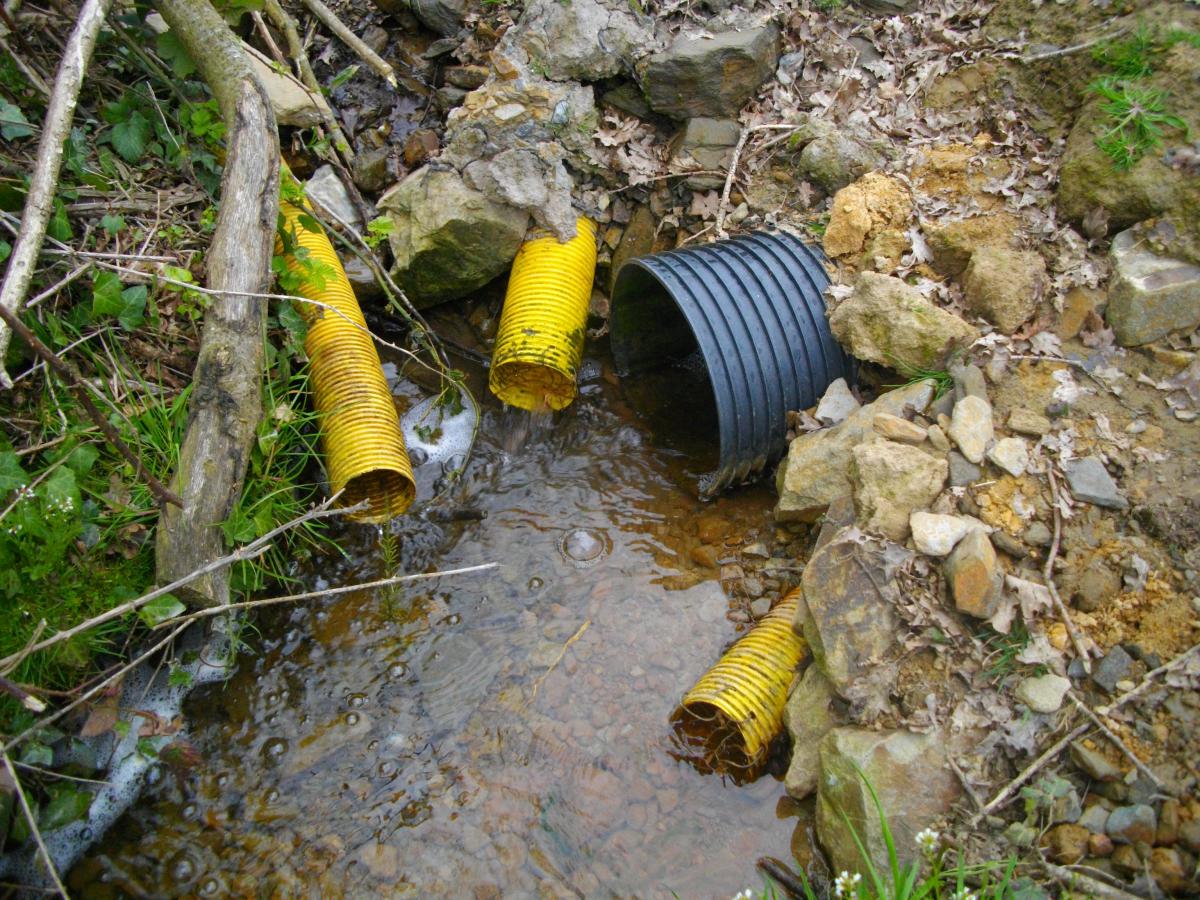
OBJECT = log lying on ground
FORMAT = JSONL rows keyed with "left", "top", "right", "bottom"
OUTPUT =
{"left": 154, "top": 0, "right": 279, "bottom": 608}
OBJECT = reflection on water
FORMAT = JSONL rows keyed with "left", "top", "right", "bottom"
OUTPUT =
{"left": 71, "top": 354, "right": 804, "bottom": 898}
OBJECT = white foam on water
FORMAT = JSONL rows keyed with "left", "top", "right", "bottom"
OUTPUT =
{"left": 0, "top": 622, "right": 234, "bottom": 887}
{"left": 400, "top": 388, "right": 477, "bottom": 503}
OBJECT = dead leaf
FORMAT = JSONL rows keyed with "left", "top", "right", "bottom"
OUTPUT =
{"left": 79, "top": 690, "right": 120, "bottom": 738}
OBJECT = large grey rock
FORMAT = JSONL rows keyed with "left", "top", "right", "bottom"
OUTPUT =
{"left": 463, "top": 146, "right": 576, "bottom": 238}
{"left": 378, "top": 167, "right": 529, "bottom": 306}
{"left": 775, "top": 380, "right": 936, "bottom": 523}
{"left": 305, "top": 165, "right": 362, "bottom": 230}
{"left": 639, "top": 18, "right": 780, "bottom": 119}
{"left": 799, "top": 527, "right": 910, "bottom": 709}
{"left": 784, "top": 667, "right": 841, "bottom": 800}
{"left": 245, "top": 44, "right": 332, "bottom": 128}
{"left": 793, "top": 119, "right": 885, "bottom": 194}
{"left": 829, "top": 272, "right": 980, "bottom": 373}
{"left": 374, "top": 0, "right": 466, "bottom": 36}
{"left": 962, "top": 247, "right": 1047, "bottom": 334}
{"left": 850, "top": 439, "right": 948, "bottom": 542}
{"left": 669, "top": 118, "right": 742, "bottom": 190}
{"left": 506, "top": 0, "right": 653, "bottom": 82}
{"left": 816, "top": 728, "right": 961, "bottom": 877}
{"left": 1106, "top": 227, "right": 1200, "bottom": 346}
{"left": 926, "top": 213, "right": 1020, "bottom": 277}
{"left": 1062, "top": 456, "right": 1127, "bottom": 510}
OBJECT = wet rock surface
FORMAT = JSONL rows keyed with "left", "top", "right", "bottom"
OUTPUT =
{"left": 1106, "top": 226, "right": 1200, "bottom": 346}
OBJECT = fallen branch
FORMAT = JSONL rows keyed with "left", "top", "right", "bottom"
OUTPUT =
{"left": 715, "top": 124, "right": 801, "bottom": 239}
{"left": 1043, "top": 464, "right": 1092, "bottom": 673}
{"left": 1042, "top": 862, "right": 1144, "bottom": 900}
{"left": 154, "top": 0, "right": 280, "bottom": 609}
{"left": 1, "top": 753, "right": 68, "bottom": 898}
{"left": 0, "top": 0, "right": 115, "bottom": 388}
{"left": 297, "top": 0, "right": 397, "bottom": 87}
{"left": 153, "top": 563, "right": 499, "bottom": 629}
{"left": 0, "top": 494, "right": 356, "bottom": 676}
{"left": 0, "top": 303, "right": 183, "bottom": 508}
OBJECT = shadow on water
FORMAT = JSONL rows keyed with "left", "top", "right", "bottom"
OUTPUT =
{"left": 69, "top": 347, "right": 810, "bottom": 898}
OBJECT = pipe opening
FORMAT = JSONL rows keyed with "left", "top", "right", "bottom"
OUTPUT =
{"left": 340, "top": 469, "right": 416, "bottom": 524}
{"left": 490, "top": 359, "right": 578, "bottom": 412}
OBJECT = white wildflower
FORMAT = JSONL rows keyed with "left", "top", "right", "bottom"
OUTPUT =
{"left": 951, "top": 890, "right": 978, "bottom": 900}
{"left": 834, "top": 871, "right": 861, "bottom": 898}
{"left": 915, "top": 827, "right": 940, "bottom": 854}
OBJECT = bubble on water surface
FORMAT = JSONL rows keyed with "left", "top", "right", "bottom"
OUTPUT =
{"left": 528, "top": 576, "right": 544, "bottom": 591}
{"left": 558, "top": 528, "right": 611, "bottom": 568}
{"left": 261, "top": 738, "right": 289, "bottom": 765}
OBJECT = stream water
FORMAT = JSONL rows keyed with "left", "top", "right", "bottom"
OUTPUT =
{"left": 68, "top": 352, "right": 808, "bottom": 898}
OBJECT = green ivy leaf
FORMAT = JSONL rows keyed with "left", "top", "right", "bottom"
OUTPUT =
{"left": 138, "top": 593, "right": 185, "bottom": 627}
{"left": 0, "top": 451, "right": 26, "bottom": 493}
{"left": 19, "top": 741, "right": 53, "bottom": 767}
{"left": 40, "top": 786, "right": 93, "bottom": 831}
{"left": 91, "top": 272, "right": 146, "bottom": 329}
{"left": 110, "top": 110, "right": 151, "bottom": 163}
{"left": 0, "top": 240, "right": 11, "bottom": 265}
{"left": 47, "top": 200, "right": 73, "bottom": 242}
{"left": 154, "top": 30, "right": 197, "bottom": 78}
{"left": 99, "top": 213, "right": 125, "bottom": 236}
{"left": 0, "top": 99, "right": 33, "bottom": 140}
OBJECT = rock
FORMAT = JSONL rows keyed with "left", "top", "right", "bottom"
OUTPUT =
{"left": 926, "top": 213, "right": 1020, "bottom": 276}
{"left": 742, "top": 541, "right": 770, "bottom": 559}
{"left": 402, "top": 129, "right": 439, "bottom": 169}
{"left": 749, "top": 596, "right": 771, "bottom": 617}
{"left": 1070, "top": 741, "right": 1123, "bottom": 782}
{"left": 378, "top": 167, "right": 530, "bottom": 307}
{"left": 910, "top": 512, "right": 973, "bottom": 557}
{"left": 1007, "top": 408, "right": 1051, "bottom": 437}
{"left": 850, "top": 440, "right": 948, "bottom": 542}
{"left": 1072, "top": 566, "right": 1121, "bottom": 613}
{"left": 949, "top": 362, "right": 987, "bottom": 401}
{"left": 987, "top": 437, "right": 1029, "bottom": 477}
{"left": 990, "top": 530, "right": 1026, "bottom": 559}
{"left": 1023, "top": 521, "right": 1052, "bottom": 548}
{"left": 343, "top": 256, "right": 383, "bottom": 301}
{"left": 1014, "top": 673, "right": 1070, "bottom": 713}
{"left": 244, "top": 44, "right": 332, "bottom": 128}
{"left": 1111, "top": 843, "right": 1141, "bottom": 874}
{"left": 355, "top": 841, "right": 400, "bottom": 880}
{"left": 823, "top": 173, "right": 912, "bottom": 258}
{"left": 947, "top": 395, "right": 993, "bottom": 465}
{"left": 670, "top": 118, "right": 742, "bottom": 190}
{"left": 639, "top": 18, "right": 780, "bottom": 119}
{"left": 947, "top": 451, "right": 981, "bottom": 487}
{"left": 775, "top": 380, "right": 936, "bottom": 523}
{"left": 1078, "top": 804, "right": 1112, "bottom": 834}
{"left": 1107, "top": 805, "right": 1157, "bottom": 846}
{"left": 1091, "top": 646, "right": 1134, "bottom": 694}
{"left": 378, "top": 0, "right": 465, "bottom": 35}
{"left": 608, "top": 204, "right": 657, "bottom": 294}
{"left": 1056, "top": 286, "right": 1104, "bottom": 341}
{"left": 305, "top": 165, "right": 362, "bottom": 231}
{"left": 1056, "top": 42, "right": 1200, "bottom": 267}
{"left": 351, "top": 146, "right": 390, "bottom": 194}
{"left": 1043, "top": 823, "right": 1090, "bottom": 864}
{"left": 860, "top": 229, "right": 910, "bottom": 272}
{"left": 962, "top": 247, "right": 1047, "bottom": 335}
{"left": 695, "top": 515, "right": 729, "bottom": 544}
{"left": 872, "top": 413, "right": 927, "bottom": 444}
{"left": 793, "top": 119, "right": 885, "bottom": 194}
{"left": 944, "top": 529, "right": 998, "bottom": 618}
{"left": 799, "top": 528, "right": 908, "bottom": 702}
{"left": 1089, "top": 832, "right": 1115, "bottom": 857}
{"left": 816, "top": 728, "right": 961, "bottom": 876}
{"left": 1157, "top": 798, "right": 1179, "bottom": 846}
{"left": 464, "top": 147, "right": 575, "bottom": 240}
{"left": 507, "top": 0, "right": 651, "bottom": 82}
{"left": 1106, "top": 227, "right": 1200, "bottom": 346}
{"left": 1179, "top": 819, "right": 1200, "bottom": 853}
{"left": 815, "top": 377, "right": 860, "bottom": 426}
{"left": 690, "top": 545, "right": 720, "bottom": 569}
{"left": 444, "top": 65, "right": 489, "bottom": 90}
{"left": 829, "top": 273, "right": 979, "bottom": 373}
{"left": 1149, "top": 847, "right": 1191, "bottom": 894}
{"left": 783, "top": 667, "right": 840, "bottom": 800}
{"left": 1062, "top": 456, "right": 1127, "bottom": 510}
{"left": 927, "top": 424, "right": 950, "bottom": 452}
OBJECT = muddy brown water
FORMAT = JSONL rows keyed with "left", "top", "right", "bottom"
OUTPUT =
{"left": 69, "top": 353, "right": 808, "bottom": 898}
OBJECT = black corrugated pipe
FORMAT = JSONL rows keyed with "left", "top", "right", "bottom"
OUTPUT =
{"left": 610, "top": 230, "right": 852, "bottom": 497}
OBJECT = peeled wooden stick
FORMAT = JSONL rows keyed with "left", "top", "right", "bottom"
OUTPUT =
{"left": 297, "top": 0, "right": 397, "bottom": 87}
{"left": 0, "top": 0, "right": 114, "bottom": 388}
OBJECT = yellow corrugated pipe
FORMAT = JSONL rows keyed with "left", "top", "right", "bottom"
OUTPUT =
{"left": 489, "top": 217, "right": 597, "bottom": 412}
{"left": 276, "top": 181, "right": 414, "bottom": 523}
{"left": 676, "top": 588, "right": 807, "bottom": 771}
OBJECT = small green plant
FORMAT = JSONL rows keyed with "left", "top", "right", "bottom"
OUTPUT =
{"left": 982, "top": 622, "right": 1032, "bottom": 683}
{"left": 1091, "top": 24, "right": 1158, "bottom": 77}
{"left": 1088, "top": 76, "right": 1187, "bottom": 171}
{"left": 886, "top": 362, "right": 955, "bottom": 400}
{"left": 814, "top": 0, "right": 845, "bottom": 11}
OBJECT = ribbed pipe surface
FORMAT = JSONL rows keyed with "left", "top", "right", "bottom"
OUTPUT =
{"left": 610, "top": 231, "right": 850, "bottom": 497}
{"left": 277, "top": 196, "right": 414, "bottom": 523}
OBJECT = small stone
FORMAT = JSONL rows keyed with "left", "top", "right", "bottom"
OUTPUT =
{"left": 950, "top": 362, "right": 988, "bottom": 401}
{"left": 873, "top": 413, "right": 928, "bottom": 444}
{"left": 1111, "top": 843, "right": 1141, "bottom": 874}
{"left": 987, "top": 437, "right": 1030, "bottom": 477}
{"left": 690, "top": 545, "right": 720, "bottom": 569}
{"left": 1149, "top": 847, "right": 1190, "bottom": 893}
{"left": 741, "top": 542, "right": 770, "bottom": 559}
{"left": 822, "top": 174, "right": 912, "bottom": 259}
{"left": 1073, "top": 566, "right": 1122, "bottom": 613}
{"left": 750, "top": 596, "right": 772, "bottom": 618}
{"left": 1092, "top": 645, "right": 1134, "bottom": 693}
{"left": 948, "top": 395, "right": 994, "bottom": 464}
{"left": 305, "top": 165, "right": 362, "bottom": 230}
{"left": 815, "top": 377, "right": 860, "bottom": 425}
{"left": 1157, "top": 799, "right": 1180, "bottom": 846}
{"left": 695, "top": 515, "right": 729, "bottom": 544}
{"left": 1107, "top": 227, "right": 1200, "bottom": 346}
{"left": 1071, "top": 741, "right": 1123, "bottom": 782}
{"left": 1063, "top": 456, "right": 1128, "bottom": 510}
{"left": 962, "top": 247, "right": 1047, "bottom": 334}
{"left": 1178, "top": 819, "right": 1200, "bottom": 853}
{"left": 850, "top": 440, "right": 948, "bottom": 541}
{"left": 1007, "top": 408, "right": 1052, "bottom": 437}
{"left": 351, "top": 146, "right": 390, "bottom": 194}
{"left": 402, "top": 129, "right": 440, "bottom": 169}
{"left": 1107, "top": 805, "right": 1157, "bottom": 846}
{"left": 444, "top": 65, "right": 489, "bottom": 90}
{"left": 1043, "top": 823, "right": 1090, "bottom": 864}
{"left": 1089, "top": 832, "right": 1115, "bottom": 857}
{"left": 743, "top": 576, "right": 765, "bottom": 599}
{"left": 948, "top": 451, "right": 982, "bottom": 487}
{"left": 1014, "top": 673, "right": 1071, "bottom": 713}
{"left": 944, "top": 529, "right": 999, "bottom": 618}
{"left": 1023, "top": 521, "right": 1053, "bottom": 548}
{"left": 669, "top": 117, "right": 742, "bottom": 190}
{"left": 910, "top": 512, "right": 973, "bottom": 557}
{"left": 990, "top": 530, "right": 1027, "bottom": 559}
{"left": 1078, "top": 804, "right": 1112, "bottom": 833}
{"left": 1057, "top": 286, "right": 1103, "bottom": 340}
{"left": 927, "top": 424, "right": 950, "bottom": 451}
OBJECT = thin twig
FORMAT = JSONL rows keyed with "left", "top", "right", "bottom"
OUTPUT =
{"left": 1042, "top": 862, "right": 1144, "bottom": 900}
{"left": 0, "top": 494, "right": 357, "bottom": 675}
{"left": 0, "top": 303, "right": 182, "bottom": 508}
{"left": 153, "top": 563, "right": 500, "bottom": 629}
{"left": 525, "top": 619, "right": 591, "bottom": 708}
{"left": 0, "top": 0, "right": 115, "bottom": 387}
{"left": 1019, "top": 27, "right": 1130, "bottom": 63}
{"left": 948, "top": 756, "right": 984, "bottom": 811}
{"left": 1, "top": 753, "right": 69, "bottom": 898}
{"left": 1066, "top": 691, "right": 1172, "bottom": 795}
{"left": 297, "top": 0, "right": 397, "bottom": 86}
{"left": 715, "top": 124, "right": 801, "bottom": 239}
{"left": 1043, "top": 464, "right": 1092, "bottom": 673}
{"left": 0, "top": 675, "right": 46, "bottom": 712}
